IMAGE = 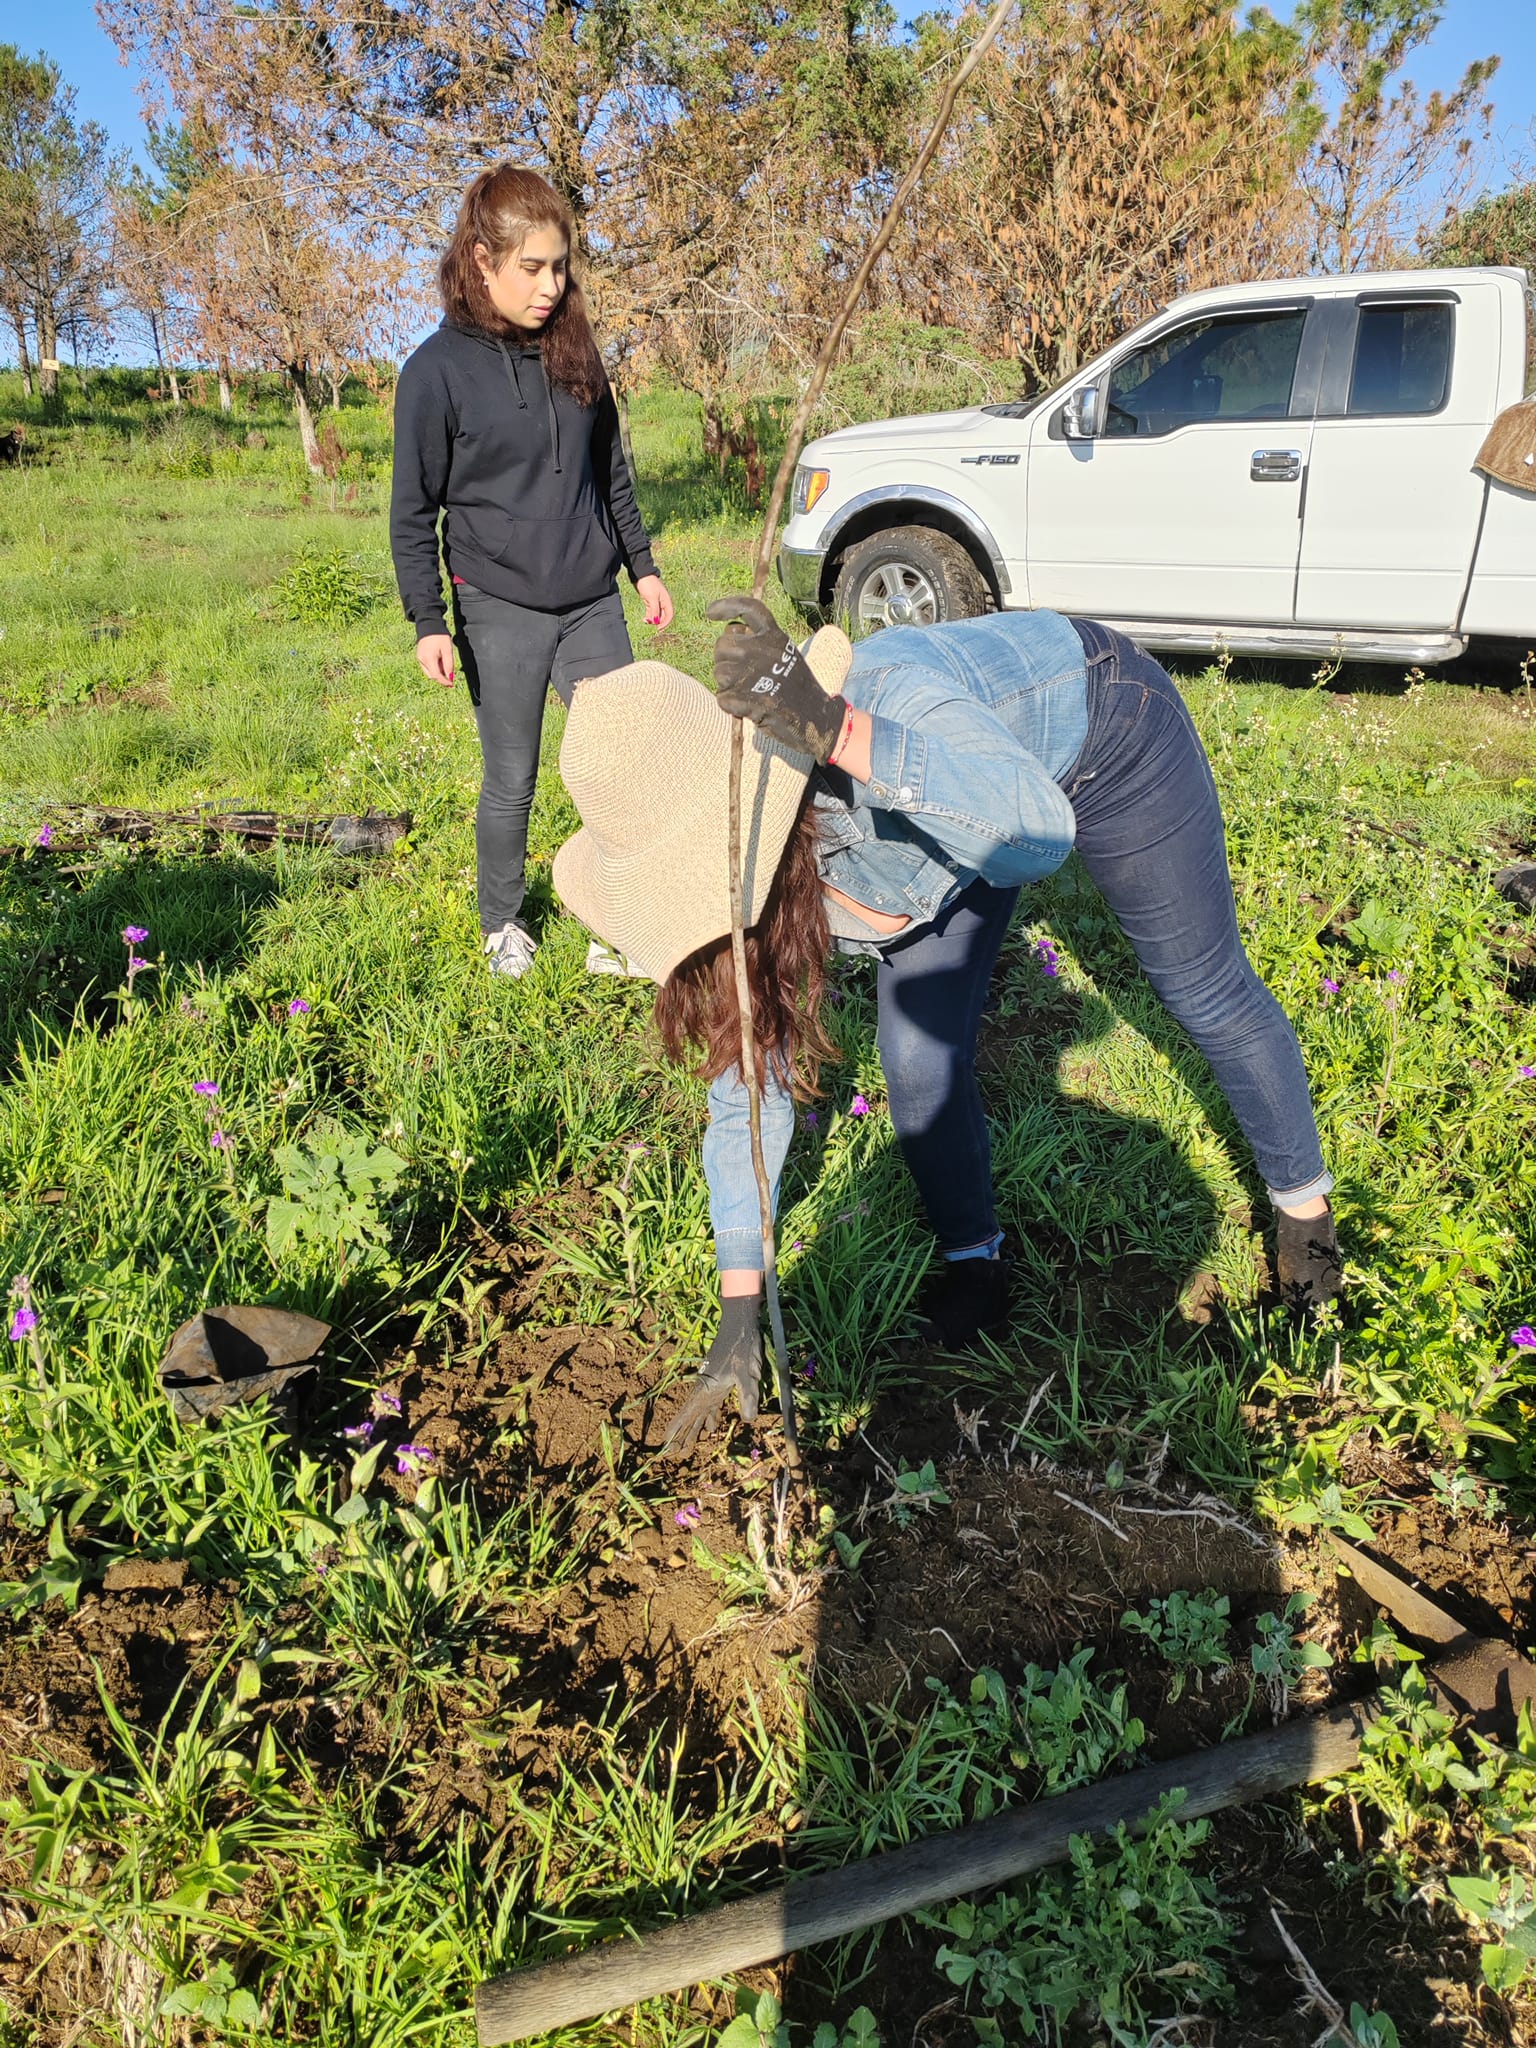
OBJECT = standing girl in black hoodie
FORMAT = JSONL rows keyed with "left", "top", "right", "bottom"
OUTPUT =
{"left": 391, "top": 165, "right": 673, "bottom": 978}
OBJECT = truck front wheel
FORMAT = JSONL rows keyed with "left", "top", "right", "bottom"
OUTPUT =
{"left": 832, "top": 526, "right": 990, "bottom": 637}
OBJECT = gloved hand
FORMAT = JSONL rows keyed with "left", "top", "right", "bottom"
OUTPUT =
{"left": 706, "top": 593, "right": 847, "bottom": 764}
{"left": 664, "top": 1292, "right": 763, "bottom": 1454}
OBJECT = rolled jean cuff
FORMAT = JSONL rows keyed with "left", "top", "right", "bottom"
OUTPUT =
{"left": 1266, "top": 1169, "right": 1334, "bottom": 1208}
{"left": 715, "top": 1229, "right": 766, "bottom": 1273}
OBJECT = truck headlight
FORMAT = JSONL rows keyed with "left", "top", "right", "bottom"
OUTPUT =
{"left": 792, "top": 465, "right": 830, "bottom": 517}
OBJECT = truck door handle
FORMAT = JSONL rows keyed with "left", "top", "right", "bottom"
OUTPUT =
{"left": 1251, "top": 448, "right": 1302, "bottom": 482}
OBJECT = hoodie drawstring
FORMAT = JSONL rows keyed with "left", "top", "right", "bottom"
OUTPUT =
{"left": 497, "top": 340, "right": 562, "bottom": 476}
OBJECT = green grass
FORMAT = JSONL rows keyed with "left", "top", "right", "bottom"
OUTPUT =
{"left": 1, "top": 366, "right": 1535, "bottom": 2044}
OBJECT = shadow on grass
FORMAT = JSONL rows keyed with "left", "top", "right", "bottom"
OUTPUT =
{"left": 771, "top": 937, "right": 1224, "bottom": 1426}
{"left": 0, "top": 847, "right": 285, "bottom": 1068}
{"left": 1213, "top": 650, "right": 1533, "bottom": 695}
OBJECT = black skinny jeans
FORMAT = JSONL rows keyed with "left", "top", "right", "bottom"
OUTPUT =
{"left": 452, "top": 581, "right": 634, "bottom": 933}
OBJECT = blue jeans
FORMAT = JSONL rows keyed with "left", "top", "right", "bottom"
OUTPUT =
{"left": 453, "top": 582, "right": 633, "bottom": 933}
{"left": 876, "top": 620, "right": 1330, "bottom": 1250}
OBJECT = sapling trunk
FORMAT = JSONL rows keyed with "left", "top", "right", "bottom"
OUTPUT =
{"left": 748, "top": 0, "right": 1022, "bottom": 598}
{"left": 722, "top": 0, "right": 1022, "bottom": 1471}
{"left": 726, "top": 723, "right": 802, "bottom": 1473}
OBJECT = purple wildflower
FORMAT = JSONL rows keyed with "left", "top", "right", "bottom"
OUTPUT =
{"left": 1035, "top": 938, "right": 1061, "bottom": 978}
{"left": 8, "top": 1306, "right": 37, "bottom": 1341}
{"left": 1520, "top": 1065, "right": 1535, "bottom": 1080}
{"left": 673, "top": 1501, "right": 702, "bottom": 1531}
{"left": 802, "top": 1353, "right": 817, "bottom": 1381}
{"left": 750, "top": 1445, "right": 763, "bottom": 1462}
{"left": 1386, "top": 969, "right": 1403, "bottom": 984}
{"left": 128, "top": 956, "right": 148, "bottom": 972}
{"left": 374, "top": 1390, "right": 402, "bottom": 1415}
{"left": 395, "top": 1443, "right": 434, "bottom": 1475}
{"left": 288, "top": 998, "right": 311, "bottom": 1017}
{"left": 850, "top": 1094, "right": 870, "bottom": 1117}
{"left": 792, "top": 1240, "right": 803, "bottom": 1251}
{"left": 802, "top": 1110, "right": 819, "bottom": 1129}
{"left": 1321, "top": 978, "right": 1340, "bottom": 995}
{"left": 36, "top": 824, "right": 52, "bottom": 847}
{"left": 1511, "top": 1326, "right": 1536, "bottom": 1351}
{"left": 342, "top": 1419, "right": 375, "bottom": 1442}
{"left": 210, "top": 1129, "right": 229, "bottom": 1150}
{"left": 193, "top": 1079, "right": 218, "bottom": 1097}
{"left": 123, "top": 925, "right": 149, "bottom": 945}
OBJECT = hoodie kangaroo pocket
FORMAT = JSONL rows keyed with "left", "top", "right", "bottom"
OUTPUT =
{"left": 490, "top": 512, "right": 618, "bottom": 586}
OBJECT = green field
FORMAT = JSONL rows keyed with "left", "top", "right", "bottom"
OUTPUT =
{"left": 1, "top": 370, "right": 1534, "bottom": 2047}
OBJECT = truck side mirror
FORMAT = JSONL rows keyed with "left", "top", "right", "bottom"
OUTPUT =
{"left": 1062, "top": 385, "right": 1101, "bottom": 440}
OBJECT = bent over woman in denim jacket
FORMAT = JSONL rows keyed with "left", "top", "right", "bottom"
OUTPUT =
{"left": 552, "top": 598, "right": 1340, "bottom": 1451}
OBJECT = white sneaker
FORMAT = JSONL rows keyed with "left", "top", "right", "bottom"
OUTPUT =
{"left": 484, "top": 921, "right": 538, "bottom": 979}
{"left": 585, "top": 938, "right": 650, "bottom": 979}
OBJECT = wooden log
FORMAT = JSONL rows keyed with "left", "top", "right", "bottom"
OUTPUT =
{"left": 475, "top": 1700, "right": 1374, "bottom": 2045}
{"left": 11, "top": 808, "right": 410, "bottom": 858}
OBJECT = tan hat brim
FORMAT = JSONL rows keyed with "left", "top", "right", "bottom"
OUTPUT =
{"left": 553, "top": 658, "right": 830, "bottom": 983}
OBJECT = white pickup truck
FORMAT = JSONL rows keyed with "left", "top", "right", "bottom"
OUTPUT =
{"left": 779, "top": 267, "right": 1535, "bottom": 664}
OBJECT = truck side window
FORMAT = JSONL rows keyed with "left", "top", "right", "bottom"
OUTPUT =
{"left": 1102, "top": 310, "right": 1306, "bottom": 438}
{"left": 1347, "top": 303, "right": 1452, "bottom": 416}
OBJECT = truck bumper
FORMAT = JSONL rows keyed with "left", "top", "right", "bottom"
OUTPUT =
{"left": 777, "top": 542, "right": 827, "bottom": 615}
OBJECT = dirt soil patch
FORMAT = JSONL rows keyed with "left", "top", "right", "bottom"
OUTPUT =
{"left": 0, "top": 1556, "right": 239, "bottom": 1791}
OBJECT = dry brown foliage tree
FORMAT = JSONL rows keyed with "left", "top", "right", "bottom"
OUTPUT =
{"left": 101, "top": 0, "right": 650, "bottom": 253}
{"left": 167, "top": 164, "right": 417, "bottom": 464}
{"left": 101, "top": 1, "right": 423, "bottom": 460}
{"left": 625, "top": 0, "right": 919, "bottom": 499}
{"left": 902, "top": 0, "right": 1313, "bottom": 390}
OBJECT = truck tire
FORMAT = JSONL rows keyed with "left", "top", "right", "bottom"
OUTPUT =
{"left": 832, "top": 526, "right": 990, "bottom": 637}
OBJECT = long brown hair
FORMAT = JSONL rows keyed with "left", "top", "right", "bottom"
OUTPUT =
{"left": 438, "top": 165, "right": 606, "bottom": 409}
{"left": 655, "top": 803, "right": 840, "bottom": 1103}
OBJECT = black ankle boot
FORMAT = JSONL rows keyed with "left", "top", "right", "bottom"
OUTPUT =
{"left": 1275, "top": 1203, "right": 1342, "bottom": 1314}
{"left": 917, "top": 1253, "right": 1013, "bottom": 1350}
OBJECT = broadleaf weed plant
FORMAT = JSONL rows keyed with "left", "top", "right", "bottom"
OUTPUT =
{"left": 1447, "top": 1868, "right": 1536, "bottom": 1994}
{"left": 266, "top": 1117, "right": 408, "bottom": 1279}
{"left": 1120, "top": 1589, "right": 1233, "bottom": 1700}
{"left": 787, "top": 1652, "right": 1148, "bottom": 1862}
{"left": 926, "top": 1792, "right": 1235, "bottom": 2045}
{"left": 1244, "top": 1593, "right": 1333, "bottom": 1724}
{"left": 716, "top": 1990, "right": 881, "bottom": 2048}
{"left": 1319, "top": 1673, "right": 1536, "bottom": 1896}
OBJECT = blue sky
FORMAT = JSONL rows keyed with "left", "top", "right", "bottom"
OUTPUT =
{"left": 18, "top": 0, "right": 1536, "bottom": 197}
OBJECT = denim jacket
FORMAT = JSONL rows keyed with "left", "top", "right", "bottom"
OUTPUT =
{"left": 707, "top": 608, "right": 1089, "bottom": 1270}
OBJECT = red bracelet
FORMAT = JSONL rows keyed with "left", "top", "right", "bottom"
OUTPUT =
{"left": 828, "top": 701, "right": 855, "bottom": 766}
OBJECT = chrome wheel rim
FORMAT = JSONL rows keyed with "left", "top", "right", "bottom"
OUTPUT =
{"left": 854, "top": 561, "right": 940, "bottom": 631}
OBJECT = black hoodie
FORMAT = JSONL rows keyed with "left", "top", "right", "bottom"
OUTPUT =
{"left": 390, "top": 320, "right": 657, "bottom": 639}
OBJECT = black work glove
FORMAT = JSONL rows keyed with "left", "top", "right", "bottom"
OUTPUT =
{"left": 706, "top": 593, "right": 847, "bottom": 764}
{"left": 664, "top": 1293, "right": 763, "bottom": 1455}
